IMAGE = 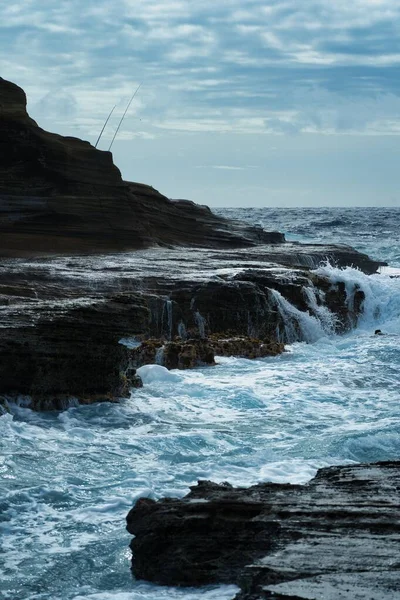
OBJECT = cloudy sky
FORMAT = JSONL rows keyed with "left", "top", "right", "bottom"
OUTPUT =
{"left": 1, "top": 0, "right": 400, "bottom": 206}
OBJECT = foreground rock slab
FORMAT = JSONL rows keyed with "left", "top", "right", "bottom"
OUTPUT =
{"left": 126, "top": 461, "right": 400, "bottom": 599}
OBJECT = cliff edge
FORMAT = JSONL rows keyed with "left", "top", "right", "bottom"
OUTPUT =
{"left": 0, "top": 77, "right": 283, "bottom": 257}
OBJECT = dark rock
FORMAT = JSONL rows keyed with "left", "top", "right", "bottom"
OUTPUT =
{"left": 126, "top": 461, "right": 400, "bottom": 599}
{"left": 211, "top": 336, "right": 284, "bottom": 359}
{"left": 0, "top": 77, "right": 285, "bottom": 257}
{"left": 0, "top": 245, "right": 371, "bottom": 408}
{"left": 131, "top": 338, "right": 216, "bottom": 371}
{"left": 0, "top": 293, "right": 150, "bottom": 409}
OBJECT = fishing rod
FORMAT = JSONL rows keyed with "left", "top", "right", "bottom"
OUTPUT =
{"left": 94, "top": 104, "right": 116, "bottom": 148}
{"left": 108, "top": 82, "right": 142, "bottom": 152}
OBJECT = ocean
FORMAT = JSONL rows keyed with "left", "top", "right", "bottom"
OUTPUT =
{"left": 1, "top": 207, "right": 399, "bottom": 600}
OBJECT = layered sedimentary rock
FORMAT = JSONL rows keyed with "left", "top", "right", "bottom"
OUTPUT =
{"left": 0, "top": 77, "right": 284, "bottom": 257}
{"left": 0, "top": 77, "right": 386, "bottom": 409}
{"left": 126, "top": 461, "right": 400, "bottom": 599}
{"left": 0, "top": 294, "right": 148, "bottom": 410}
{"left": 0, "top": 247, "right": 370, "bottom": 409}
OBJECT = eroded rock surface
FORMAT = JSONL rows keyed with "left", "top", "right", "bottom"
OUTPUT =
{"left": 126, "top": 461, "right": 400, "bottom": 599}
{"left": 129, "top": 336, "right": 284, "bottom": 370}
{"left": 0, "top": 246, "right": 371, "bottom": 408}
{"left": 0, "top": 243, "right": 377, "bottom": 408}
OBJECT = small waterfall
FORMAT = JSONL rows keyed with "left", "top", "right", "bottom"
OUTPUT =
{"left": 178, "top": 321, "right": 187, "bottom": 340}
{"left": 247, "top": 310, "right": 256, "bottom": 337}
{"left": 161, "top": 299, "right": 173, "bottom": 340}
{"left": 303, "top": 286, "right": 337, "bottom": 334}
{"left": 166, "top": 300, "right": 173, "bottom": 340}
{"left": 194, "top": 310, "right": 206, "bottom": 338}
{"left": 155, "top": 345, "right": 165, "bottom": 365}
{"left": 271, "top": 289, "right": 328, "bottom": 343}
{"left": 293, "top": 253, "right": 321, "bottom": 269}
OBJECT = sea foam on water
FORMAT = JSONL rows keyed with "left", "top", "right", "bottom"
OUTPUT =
{"left": 1, "top": 207, "right": 400, "bottom": 600}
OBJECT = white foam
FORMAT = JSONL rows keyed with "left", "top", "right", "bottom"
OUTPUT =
{"left": 271, "top": 289, "right": 329, "bottom": 343}
{"left": 136, "top": 364, "right": 181, "bottom": 384}
{"left": 314, "top": 263, "right": 400, "bottom": 334}
{"left": 2, "top": 265, "right": 400, "bottom": 600}
{"left": 71, "top": 584, "right": 239, "bottom": 600}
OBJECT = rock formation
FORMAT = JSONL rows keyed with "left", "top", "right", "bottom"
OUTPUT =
{"left": 126, "top": 461, "right": 400, "bottom": 599}
{"left": 129, "top": 336, "right": 284, "bottom": 371}
{"left": 0, "top": 248, "right": 372, "bottom": 409}
{"left": 0, "top": 77, "right": 284, "bottom": 257}
{"left": 0, "top": 76, "right": 386, "bottom": 409}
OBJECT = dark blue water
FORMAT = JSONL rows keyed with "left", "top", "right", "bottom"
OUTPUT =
{"left": 217, "top": 207, "right": 400, "bottom": 268}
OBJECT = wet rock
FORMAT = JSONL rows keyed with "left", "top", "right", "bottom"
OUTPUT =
{"left": 211, "top": 336, "right": 284, "bottom": 359}
{"left": 129, "top": 336, "right": 284, "bottom": 371}
{"left": 0, "top": 256, "right": 368, "bottom": 408}
{"left": 310, "top": 275, "right": 366, "bottom": 331}
{"left": 130, "top": 338, "right": 216, "bottom": 370}
{"left": 163, "top": 339, "right": 216, "bottom": 369}
{"left": 0, "top": 77, "right": 385, "bottom": 408}
{"left": 0, "top": 294, "right": 149, "bottom": 409}
{"left": 126, "top": 461, "right": 400, "bottom": 599}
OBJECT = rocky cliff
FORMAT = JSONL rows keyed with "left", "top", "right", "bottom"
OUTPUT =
{"left": 0, "top": 77, "right": 284, "bottom": 257}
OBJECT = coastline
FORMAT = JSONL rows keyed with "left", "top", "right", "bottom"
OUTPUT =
{"left": 1, "top": 76, "right": 399, "bottom": 600}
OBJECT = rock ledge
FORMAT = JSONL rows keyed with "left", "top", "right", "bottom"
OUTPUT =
{"left": 127, "top": 461, "right": 400, "bottom": 599}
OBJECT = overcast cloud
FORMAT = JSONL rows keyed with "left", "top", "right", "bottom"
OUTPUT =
{"left": 1, "top": 0, "right": 400, "bottom": 206}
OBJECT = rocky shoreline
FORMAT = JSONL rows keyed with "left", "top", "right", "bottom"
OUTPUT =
{"left": 0, "top": 77, "right": 384, "bottom": 411}
{"left": 127, "top": 461, "right": 400, "bottom": 599}
{"left": 0, "top": 248, "right": 371, "bottom": 411}
{"left": 1, "top": 77, "right": 398, "bottom": 599}
{"left": 0, "top": 76, "right": 284, "bottom": 257}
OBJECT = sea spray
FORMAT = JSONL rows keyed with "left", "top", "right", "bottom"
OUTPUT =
{"left": 303, "top": 286, "right": 338, "bottom": 334}
{"left": 314, "top": 264, "right": 400, "bottom": 333}
{"left": 136, "top": 364, "right": 180, "bottom": 384}
{"left": 271, "top": 289, "right": 330, "bottom": 343}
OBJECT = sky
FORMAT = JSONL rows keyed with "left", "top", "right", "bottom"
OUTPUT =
{"left": 1, "top": 0, "right": 400, "bottom": 207}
